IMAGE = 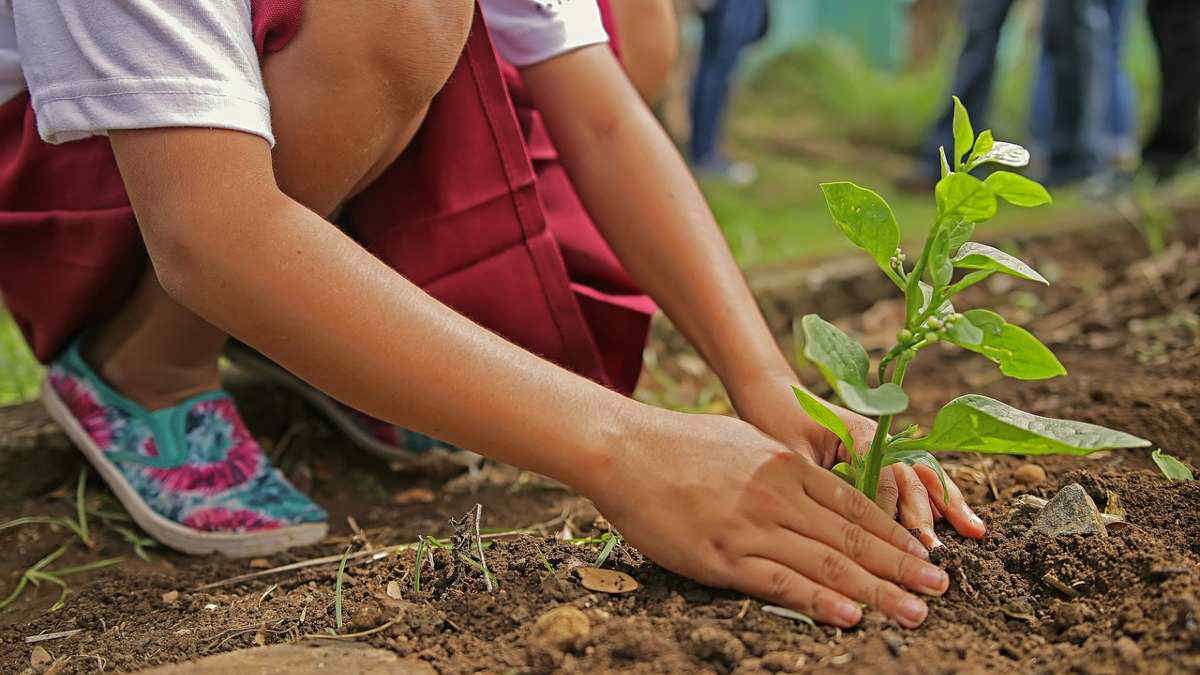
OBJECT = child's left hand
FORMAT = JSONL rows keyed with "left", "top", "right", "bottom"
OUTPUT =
{"left": 729, "top": 375, "right": 987, "bottom": 550}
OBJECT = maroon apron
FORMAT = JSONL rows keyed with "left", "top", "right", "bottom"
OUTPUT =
{"left": 0, "top": 0, "right": 653, "bottom": 396}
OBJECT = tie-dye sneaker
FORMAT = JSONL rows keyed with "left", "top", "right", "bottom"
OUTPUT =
{"left": 223, "top": 341, "right": 481, "bottom": 468}
{"left": 40, "top": 340, "right": 328, "bottom": 557}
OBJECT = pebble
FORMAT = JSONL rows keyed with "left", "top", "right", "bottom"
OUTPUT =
{"left": 1032, "top": 483, "right": 1108, "bottom": 538}
{"left": 760, "top": 650, "right": 807, "bottom": 672}
{"left": 533, "top": 606, "right": 591, "bottom": 651}
{"left": 1014, "top": 463, "right": 1047, "bottom": 485}
{"left": 30, "top": 646, "right": 52, "bottom": 670}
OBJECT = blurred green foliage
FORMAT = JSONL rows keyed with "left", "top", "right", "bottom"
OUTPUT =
{"left": 0, "top": 306, "right": 41, "bottom": 406}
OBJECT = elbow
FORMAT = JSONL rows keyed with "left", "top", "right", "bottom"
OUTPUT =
{"left": 139, "top": 217, "right": 210, "bottom": 310}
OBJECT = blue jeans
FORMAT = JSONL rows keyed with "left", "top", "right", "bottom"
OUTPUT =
{"left": 918, "top": 0, "right": 1016, "bottom": 178}
{"left": 689, "top": 0, "right": 769, "bottom": 165}
{"left": 1032, "top": 0, "right": 1132, "bottom": 182}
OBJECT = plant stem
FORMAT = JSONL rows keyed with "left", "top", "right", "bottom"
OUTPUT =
{"left": 860, "top": 349, "right": 919, "bottom": 501}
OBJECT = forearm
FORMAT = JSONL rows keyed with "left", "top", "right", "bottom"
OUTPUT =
{"left": 113, "top": 133, "right": 638, "bottom": 492}
{"left": 522, "top": 47, "right": 793, "bottom": 395}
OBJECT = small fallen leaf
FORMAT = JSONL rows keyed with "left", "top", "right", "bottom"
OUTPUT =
{"left": 30, "top": 646, "right": 52, "bottom": 668}
{"left": 1151, "top": 449, "right": 1193, "bottom": 481}
{"left": 761, "top": 605, "right": 816, "bottom": 627}
{"left": 393, "top": 487, "right": 436, "bottom": 505}
{"left": 248, "top": 558, "right": 271, "bottom": 569}
{"left": 386, "top": 581, "right": 403, "bottom": 599}
{"left": 575, "top": 566, "right": 638, "bottom": 594}
{"left": 161, "top": 590, "right": 179, "bottom": 604}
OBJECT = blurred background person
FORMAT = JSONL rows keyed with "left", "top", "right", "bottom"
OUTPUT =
{"left": 689, "top": 0, "right": 770, "bottom": 184}
{"left": 1143, "top": 0, "right": 1200, "bottom": 181}
{"left": 608, "top": 0, "right": 679, "bottom": 106}
{"left": 901, "top": 0, "right": 1019, "bottom": 190}
{"left": 1031, "top": 0, "right": 1134, "bottom": 190}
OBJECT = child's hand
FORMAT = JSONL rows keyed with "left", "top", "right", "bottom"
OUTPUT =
{"left": 728, "top": 376, "right": 986, "bottom": 549}
{"left": 583, "top": 411, "right": 950, "bottom": 628}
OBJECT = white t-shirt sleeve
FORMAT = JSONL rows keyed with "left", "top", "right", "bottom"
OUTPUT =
{"left": 11, "top": 1, "right": 274, "bottom": 146}
{"left": 480, "top": 0, "right": 609, "bottom": 67}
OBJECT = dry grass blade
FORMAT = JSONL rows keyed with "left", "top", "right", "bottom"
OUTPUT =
{"left": 473, "top": 504, "right": 493, "bottom": 592}
{"left": 304, "top": 617, "right": 399, "bottom": 641}
{"left": 334, "top": 544, "right": 353, "bottom": 630}
{"left": 24, "top": 629, "right": 83, "bottom": 644}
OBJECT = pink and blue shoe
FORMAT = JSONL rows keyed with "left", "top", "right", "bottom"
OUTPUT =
{"left": 224, "top": 341, "right": 481, "bottom": 469}
{"left": 41, "top": 340, "right": 328, "bottom": 557}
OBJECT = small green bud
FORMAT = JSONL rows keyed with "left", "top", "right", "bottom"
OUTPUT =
{"left": 924, "top": 317, "right": 944, "bottom": 330}
{"left": 925, "top": 332, "right": 940, "bottom": 343}
{"left": 897, "top": 329, "right": 914, "bottom": 343}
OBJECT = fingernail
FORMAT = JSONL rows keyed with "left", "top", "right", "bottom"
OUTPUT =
{"left": 897, "top": 596, "right": 927, "bottom": 626}
{"left": 835, "top": 601, "right": 862, "bottom": 626}
{"left": 968, "top": 510, "right": 985, "bottom": 529}
{"left": 928, "top": 531, "right": 945, "bottom": 549}
{"left": 920, "top": 565, "right": 949, "bottom": 593}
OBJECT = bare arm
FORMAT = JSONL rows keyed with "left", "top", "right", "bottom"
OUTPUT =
{"left": 520, "top": 45, "right": 986, "bottom": 544}
{"left": 108, "top": 126, "right": 944, "bottom": 628}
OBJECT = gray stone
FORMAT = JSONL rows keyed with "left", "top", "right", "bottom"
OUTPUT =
{"left": 1032, "top": 483, "right": 1108, "bottom": 538}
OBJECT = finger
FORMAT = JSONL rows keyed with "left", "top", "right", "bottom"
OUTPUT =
{"left": 786, "top": 497, "right": 949, "bottom": 596}
{"left": 894, "top": 464, "right": 941, "bottom": 549}
{"left": 913, "top": 463, "right": 985, "bottom": 539}
{"left": 736, "top": 556, "right": 862, "bottom": 628}
{"left": 875, "top": 466, "right": 900, "bottom": 519}
{"left": 800, "top": 466, "right": 928, "bottom": 560}
{"left": 762, "top": 531, "right": 932, "bottom": 628}
{"left": 927, "top": 494, "right": 945, "bottom": 521}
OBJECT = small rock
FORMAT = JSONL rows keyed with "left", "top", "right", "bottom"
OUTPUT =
{"left": 161, "top": 590, "right": 179, "bottom": 604}
{"left": 686, "top": 625, "right": 745, "bottom": 666}
{"left": 30, "top": 647, "right": 52, "bottom": 669}
{"left": 534, "top": 606, "right": 591, "bottom": 651}
{"left": 1032, "top": 483, "right": 1108, "bottom": 538}
{"left": 350, "top": 602, "right": 384, "bottom": 629}
{"left": 386, "top": 581, "right": 403, "bottom": 599}
{"left": 1115, "top": 636, "right": 1142, "bottom": 662}
{"left": 1014, "top": 463, "right": 1047, "bottom": 485}
{"left": 882, "top": 630, "right": 904, "bottom": 656}
{"left": 248, "top": 558, "right": 271, "bottom": 569}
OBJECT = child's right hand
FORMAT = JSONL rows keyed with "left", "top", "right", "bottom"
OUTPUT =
{"left": 583, "top": 411, "right": 950, "bottom": 628}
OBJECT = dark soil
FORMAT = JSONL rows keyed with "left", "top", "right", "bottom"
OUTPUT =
{"left": 2, "top": 212, "right": 1200, "bottom": 674}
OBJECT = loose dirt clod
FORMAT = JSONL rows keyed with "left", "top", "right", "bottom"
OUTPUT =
{"left": 1014, "top": 463, "right": 1047, "bottom": 485}
{"left": 1032, "top": 483, "right": 1108, "bottom": 538}
{"left": 533, "top": 606, "right": 590, "bottom": 651}
{"left": 686, "top": 625, "right": 745, "bottom": 666}
{"left": 29, "top": 646, "right": 52, "bottom": 669}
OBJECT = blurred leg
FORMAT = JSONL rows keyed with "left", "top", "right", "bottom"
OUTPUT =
{"left": 689, "top": 0, "right": 768, "bottom": 165}
{"left": 917, "top": 0, "right": 1017, "bottom": 176}
{"left": 1104, "top": 0, "right": 1136, "bottom": 163}
{"left": 1043, "top": 0, "right": 1110, "bottom": 182}
{"left": 1143, "top": 0, "right": 1200, "bottom": 175}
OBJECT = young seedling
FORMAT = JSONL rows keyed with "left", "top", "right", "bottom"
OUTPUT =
{"left": 1151, "top": 449, "right": 1193, "bottom": 481}
{"left": 793, "top": 97, "right": 1152, "bottom": 503}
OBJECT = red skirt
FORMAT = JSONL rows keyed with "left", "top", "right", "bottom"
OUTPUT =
{"left": 0, "top": 1, "right": 654, "bottom": 396}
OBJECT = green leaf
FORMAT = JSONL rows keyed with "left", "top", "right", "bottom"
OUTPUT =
{"left": 957, "top": 309, "right": 1066, "bottom": 380}
{"left": 792, "top": 386, "right": 855, "bottom": 461}
{"left": 831, "top": 462, "right": 857, "bottom": 485}
{"left": 884, "top": 450, "right": 949, "bottom": 503}
{"left": 943, "top": 314, "right": 983, "bottom": 346}
{"left": 945, "top": 219, "right": 975, "bottom": 253}
{"left": 984, "top": 171, "right": 1052, "bottom": 207}
{"left": 819, "top": 182, "right": 901, "bottom": 276}
{"left": 974, "top": 141, "right": 1031, "bottom": 168}
{"left": 971, "top": 129, "right": 994, "bottom": 161}
{"left": 953, "top": 242, "right": 1047, "bottom": 284}
{"left": 936, "top": 172, "right": 997, "bottom": 222}
{"left": 939, "top": 147, "right": 951, "bottom": 178}
{"left": 899, "top": 394, "right": 1152, "bottom": 456}
{"left": 833, "top": 380, "right": 909, "bottom": 416}
{"left": 798, "top": 314, "right": 869, "bottom": 389}
{"left": 951, "top": 96, "right": 973, "bottom": 167}
{"left": 1151, "top": 449, "right": 1193, "bottom": 481}
{"left": 928, "top": 227, "right": 954, "bottom": 289}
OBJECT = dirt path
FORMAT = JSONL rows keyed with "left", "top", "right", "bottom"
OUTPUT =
{"left": 2, "top": 212, "right": 1199, "bottom": 674}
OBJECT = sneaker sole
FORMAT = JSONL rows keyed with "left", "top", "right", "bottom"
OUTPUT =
{"left": 224, "top": 342, "right": 481, "bottom": 468}
{"left": 41, "top": 384, "right": 328, "bottom": 558}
